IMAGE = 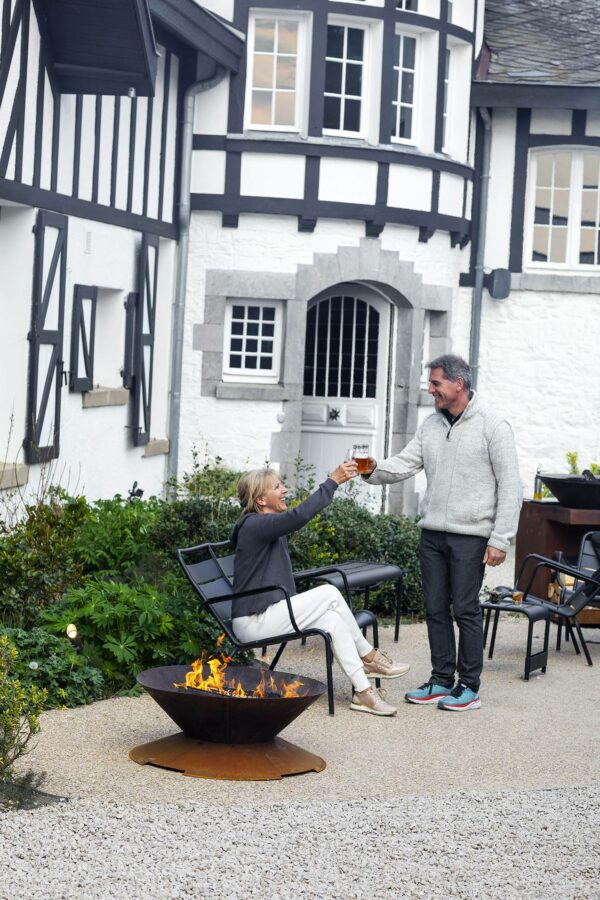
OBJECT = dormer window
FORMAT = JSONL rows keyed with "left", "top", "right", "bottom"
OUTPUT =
{"left": 526, "top": 149, "right": 600, "bottom": 268}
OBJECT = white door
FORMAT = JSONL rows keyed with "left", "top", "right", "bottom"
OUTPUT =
{"left": 300, "top": 284, "right": 393, "bottom": 506}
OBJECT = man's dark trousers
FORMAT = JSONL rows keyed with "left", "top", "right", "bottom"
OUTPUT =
{"left": 419, "top": 529, "right": 488, "bottom": 691}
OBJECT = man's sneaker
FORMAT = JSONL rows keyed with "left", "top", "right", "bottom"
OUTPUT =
{"left": 350, "top": 687, "right": 398, "bottom": 717}
{"left": 363, "top": 649, "right": 410, "bottom": 680}
{"left": 437, "top": 683, "right": 481, "bottom": 711}
{"left": 404, "top": 681, "right": 454, "bottom": 705}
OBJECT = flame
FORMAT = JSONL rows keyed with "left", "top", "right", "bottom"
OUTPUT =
{"left": 174, "top": 645, "right": 307, "bottom": 699}
{"left": 216, "top": 633, "right": 225, "bottom": 648}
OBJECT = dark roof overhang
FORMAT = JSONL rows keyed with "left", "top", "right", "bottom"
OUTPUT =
{"left": 149, "top": 0, "right": 244, "bottom": 73}
{"left": 471, "top": 82, "right": 600, "bottom": 110}
{"left": 35, "top": 0, "right": 159, "bottom": 96}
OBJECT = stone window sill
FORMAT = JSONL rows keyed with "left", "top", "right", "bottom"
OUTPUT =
{"left": 82, "top": 386, "right": 129, "bottom": 408}
{"left": 215, "top": 383, "right": 292, "bottom": 401}
{"left": 513, "top": 272, "right": 600, "bottom": 294}
{"left": 143, "top": 438, "right": 170, "bottom": 458}
{"left": 0, "top": 463, "right": 29, "bottom": 491}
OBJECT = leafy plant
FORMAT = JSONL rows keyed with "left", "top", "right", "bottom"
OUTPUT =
{"left": 40, "top": 577, "right": 229, "bottom": 693}
{"left": 1, "top": 627, "right": 104, "bottom": 709}
{"left": 0, "top": 635, "right": 46, "bottom": 785}
{"left": 0, "top": 492, "right": 91, "bottom": 628}
{"left": 73, "top": 495, "right": 159, "bottom": 576}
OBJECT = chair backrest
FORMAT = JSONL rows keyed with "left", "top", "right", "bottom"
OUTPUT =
{"left": 578, "top": 531, "right": 600, "bottom": 575}
{"left": 564, "top": 563, "right": 600, "bottom": 615}
{"left": 177, "top": 542, "right": 237, "bottom": 637}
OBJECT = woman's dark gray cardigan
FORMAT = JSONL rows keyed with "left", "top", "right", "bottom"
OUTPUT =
{"left": 229, "top": 478, "right": 338, "bottom": 619}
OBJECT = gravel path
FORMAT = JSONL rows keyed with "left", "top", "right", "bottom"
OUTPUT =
{"left": 2, "top": 622, "right": 599, "bottom": 898}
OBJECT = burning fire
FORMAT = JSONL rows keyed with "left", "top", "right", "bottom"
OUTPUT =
{"left": 175, "top": 635, "right": 307, "bottom": 699}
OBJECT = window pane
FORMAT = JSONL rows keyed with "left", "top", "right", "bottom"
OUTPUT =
{"left": 552, "top": 189, "right": 569, "bottom": 226}
{"left": 274, "top": 91, "right": 295, "bottom": 126}
{"left": 278, "top": 20, "right": 298, "bottom": 54}
{"left": 553, "top": 153, "right": 571, "bottom": 189}
{"left": 347, "top": 28, "right": 364, "bottom": 61}
{"left": 229, "top": 355, "right": 242, "bottom": 368}
{"left": 255, "top": 19, "right": 275, "bottom": 52}
{"left": 324, "top": 96, "right": 341, "bottom": 130}
{"left": 261, "top": 340, "right": 273, "bottom": 353}
{"left": 344, "top": 99, "right": 361, "bottom": 132}
{"left": 230, "top": 339, "right": 242, "bottom": 351}
{"left": 248, "top": 307, "right": 260, "bottom": 319}
{"left": 345, "top": 63, "right": 362, "bottom": 97}
{"left": 276, "top": 56, "right": 296, "bottom": 90}
{"left": 536, "top": 155, "right": 553, "bottom": 187}
{"left": 532, "top": 226, "right": 548, "bottom": 262}
{"left": 534, "top": 189, "right": 551, "bottom": 225}
{"left": 246, "top": 339, "right": 258, "bottom": 352}
{"left": 247, "top": 322, "right": 259, "bottom": 336}
{"left": 579, "top": 228, "right": 596, "bottom": 264}
{"left": 327, "top": 25, "right": 344, "bottom": 58}
{"left": 263, "top": 323, "right": 275, "bottom": 336}
{"left": 231, "top": 321, "right": 243, "bottom": 335}
{"left": 251, "top": 91, "right": 272, "bottom": 125}
{"left": 253, "top": 54, "right": 273, "bottom": 89}
{"left": 549, "top": 228, "right": 567, "bottom": 263}
{"left": 259, "top": 357, "right": 272, "bottom": 370}
{"left": 399, "top": 107, "right": 412, "bottom": 139}
{"left": 581, "top": 191, "right": 598, "bottom": 227}
{"left": 401, "top": 72, "right": 414, "bottom": 103}
{"left": 403, "top": 36, "right": 416, "bottom": 69}
{"left": 583, "top": 153, "right": 600, "bottom": 188}
{"left": 263, "top": 307, "right": 276, "bottom": 320}
{"left": 246, "top": 356, "right": 257, "bottom": 369}
{"left": 232, "top": 305, "right": 244, "bottom": 319}
{"left": 325, "top": 60, "right": 343, "bottom": 94}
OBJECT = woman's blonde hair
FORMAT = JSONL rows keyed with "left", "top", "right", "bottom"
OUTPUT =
{"left": 237, "top": 468, "right": 279, "bottom": 513}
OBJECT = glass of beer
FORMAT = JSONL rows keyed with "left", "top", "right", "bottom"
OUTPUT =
{"left": 352, "top": 444, "right": 370, "bottom": 474}
{"left": 512, "top": 590, "right": 524, "bottom": 605}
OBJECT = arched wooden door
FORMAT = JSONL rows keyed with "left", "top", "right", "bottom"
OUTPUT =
{"left": 300, "top": 284, "right": 393, "bottom": 498}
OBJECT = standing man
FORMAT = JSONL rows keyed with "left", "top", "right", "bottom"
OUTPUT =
{"left": 363, "top": 354, "right": 522, "bottom": 711}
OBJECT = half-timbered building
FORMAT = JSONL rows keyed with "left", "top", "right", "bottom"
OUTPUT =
{"left": 0, "top": 0, "right": 242, "bottom": 498}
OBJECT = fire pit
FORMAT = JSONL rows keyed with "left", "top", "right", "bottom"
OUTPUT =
{"left": 129, "top": 662, "right": 327, "bottom": 781}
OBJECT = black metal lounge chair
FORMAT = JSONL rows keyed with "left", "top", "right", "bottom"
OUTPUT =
{"left": 177, "top": 540, "right": 380, "bottom": 715}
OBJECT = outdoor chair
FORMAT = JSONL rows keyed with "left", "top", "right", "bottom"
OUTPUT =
{"left": 177, "top": 540, "right": 381, "bottom": 715}
{"left": 550, "top": 531, "right": 600, "bottom": 654}
{"left": 482, "top": 550, "right": 600, "bottom": 675}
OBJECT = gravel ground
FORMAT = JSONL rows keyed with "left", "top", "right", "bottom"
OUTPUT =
{"left": 2, "top": 621, "right": 600, "bottom": 899}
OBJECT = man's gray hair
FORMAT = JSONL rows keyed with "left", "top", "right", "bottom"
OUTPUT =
{"left": 426, "top": 354, "right": 472, "bottom": 391}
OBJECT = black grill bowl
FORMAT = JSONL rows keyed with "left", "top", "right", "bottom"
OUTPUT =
{"left": 539, "top": 475, "right": 600, "bottom": 510}
{"left": 136, "top": 665, "right": 326, "bottom": 744}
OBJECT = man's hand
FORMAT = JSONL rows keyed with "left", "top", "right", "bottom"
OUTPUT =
{"left": 483, "top": 546, "right": 506, "bottom": 567}
{"left": 362, "top": 456, "right": 377, "bottom": 477}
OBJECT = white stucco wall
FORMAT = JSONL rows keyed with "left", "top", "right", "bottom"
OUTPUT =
{"left": 181, "top": 210, "right": 464, "bottom": 476}
{"left": 0, "top": 211, "right": 177, "bottom": 502}
{"left": 451, "top": 285, "right": 600, "bottom": 498}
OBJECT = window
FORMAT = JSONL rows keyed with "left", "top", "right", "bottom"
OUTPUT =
{"left": 245, "top": 14, "right": 306, "bottom": 131}
{"left": 391, "top": 33, "right": 417, "bottom": 142}
{"left": 223, "top": 301, "right": 283, "bottom": 383}
{"left": 397, "top": 0, "right": 418, "bottom": 9}
{"left": 528, "top": 149, "right": 600, "bottom": 268}
{"left": 323, "top": 24, "right": 366, "bottom": 135}
{"left": 303, "top": 296, "right": 380, "bottom": 399}
{"left": 442, "top": 48, "right": 451, "bottom": 150}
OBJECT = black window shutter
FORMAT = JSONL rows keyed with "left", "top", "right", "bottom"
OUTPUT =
{"left": 24, "top": 210, "right": 68, "bottom": 464}
{"left": 122, "top": 291, "right": 137, "bottom": 390}
{"left": 131, "top": 234, "right": 159, "bottom": 446}
{"left": 69, "top": 284, "right": 97, "bottom": 392}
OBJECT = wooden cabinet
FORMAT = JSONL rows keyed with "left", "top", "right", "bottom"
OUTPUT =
{"left": 515, "top": 501, "right": 600, "bottom": 625}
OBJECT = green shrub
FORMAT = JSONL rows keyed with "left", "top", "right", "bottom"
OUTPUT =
{"left": 0, "top": 493, "right": 91, "bottom": 629}
{"left": 73, "top": 495, "right": 159, "bottom": 576}
{"left": 40, "top": 577, "right": 228, "bottom": 693}
{"left": 1, "top": 628, "right": 104, "bottom": 709}
{"left": 0, "top": 635, "right": 46, "bottom": 784}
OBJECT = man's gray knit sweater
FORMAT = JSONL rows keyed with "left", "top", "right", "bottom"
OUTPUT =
{"left": 366, "top": 392, "right": 522, "bottom": 552}
{"left": 229, "top": 478, "right": 338, "bottom": 618}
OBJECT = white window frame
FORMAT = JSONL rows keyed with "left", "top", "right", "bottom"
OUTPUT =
{"left": 524, "top": 148, "right": 600, "bottom": 271}
{"left": 222, "top": 299, "right": 284, "bottom": 384}
{"left": 244, "top": 11, "right": 310, "bottom": 134}
{"left": 391, "top": 29, "right": 421, "bottom": 146}
{"left": 441, "top": 46, "right": 452, "bottom": 153}
{"left": 323, "top": 17, "right": 374, "bottom": 140}
{"left": 396, "top": 0, "right": 419, "bottom": 10}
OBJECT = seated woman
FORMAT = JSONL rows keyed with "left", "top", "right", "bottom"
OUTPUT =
{"left": 230, "top": 463, "right": 410, "bottom": 717}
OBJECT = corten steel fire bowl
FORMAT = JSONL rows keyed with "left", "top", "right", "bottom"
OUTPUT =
{"left": 129, "top": 665, "right": 327, "bottom": 781}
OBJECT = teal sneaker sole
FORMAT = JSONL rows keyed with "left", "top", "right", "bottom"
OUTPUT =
{"left": 438, "top": 696, "right": 481, "bottom": 711}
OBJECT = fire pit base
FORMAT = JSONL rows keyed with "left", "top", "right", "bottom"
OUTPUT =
{"left": 129, "top": 732, "right": 326, "bottom": 781}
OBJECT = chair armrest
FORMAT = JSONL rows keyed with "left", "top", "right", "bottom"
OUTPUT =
{"left": 516, "top": 553, "right": 600, "bottom": 601}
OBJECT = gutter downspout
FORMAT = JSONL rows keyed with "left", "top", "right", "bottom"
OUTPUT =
{"left": 469, "top": 107, "right": 492, "bottom": 391}
{"left": 166, "top": 64, "right": 226, "bottom": 493}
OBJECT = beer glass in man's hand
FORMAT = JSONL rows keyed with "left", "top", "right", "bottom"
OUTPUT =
{"left": 352, "top": 444, "right": 370, "bottom": 474}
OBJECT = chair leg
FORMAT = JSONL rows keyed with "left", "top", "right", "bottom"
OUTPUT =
{"left": 573, "top": 619, "right": 593, "bottom": 666}
{"left": 323, "top": 634, "right": 335, "bottom": 715}
{"left": 566, "top": 620, "right": 581, "bottom": 655}
{"left": 524, "top": 618, "right": 534, "bottom": 680}
{"left": 370, "top": 616, "right": 381, "bottom": 690}
{"left": 394, "top": 575, "right": 403, "bottom": 643}
{"left": 261, "top": 645, "right": 267, "bottom": 657}
{"left": 483, "top": 607, "right": 492, "bottom": 648}
{"left": 488, "top": 609, "right": 501, "bottom": 659}
{"left": 542, "top": 618, "right": 551, "bottom": 672}
{"left": 268, "top": 642, "right": 287, "bottom": 671}
{"left": 556, "top": 620, "right": 562, "bottom": 652}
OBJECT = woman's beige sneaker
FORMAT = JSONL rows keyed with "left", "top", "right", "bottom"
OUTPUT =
{"left": 350, "top": 687, "right": 398, "bottom": 716}
{"left": 363, "top": 649, "right": 410, "bottom": 679}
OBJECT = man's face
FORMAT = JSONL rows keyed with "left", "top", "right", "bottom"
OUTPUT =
{"left": 428, "top": 367, "right": 464, "bottom": 410}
